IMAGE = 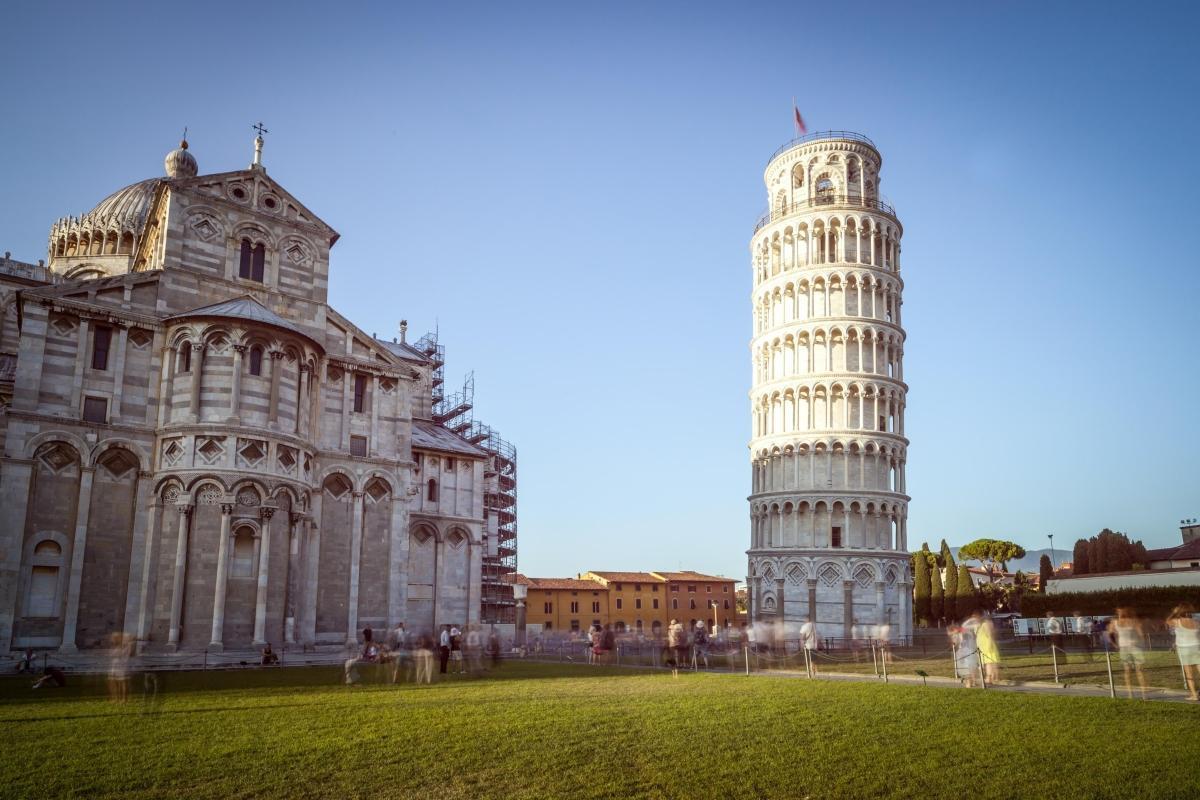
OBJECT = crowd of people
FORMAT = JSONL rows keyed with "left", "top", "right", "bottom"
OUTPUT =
{"left": 342, "top": 623, "right": 505, "bottom": 686}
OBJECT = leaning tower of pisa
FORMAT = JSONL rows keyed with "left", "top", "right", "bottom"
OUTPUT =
{"left": 747, "top": 131, "right": 911, "bottom": 642}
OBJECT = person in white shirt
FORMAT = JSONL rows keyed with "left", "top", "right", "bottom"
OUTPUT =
{"left": 799, "top": 617, "right": 817, "bottom": 674}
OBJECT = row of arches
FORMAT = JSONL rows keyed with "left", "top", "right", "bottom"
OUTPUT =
{"left": 753, "top": 557, "right": 904, "bottom": 590}
{"left": 753, "top": 385, "right": 905, "bottom": 437}
{"left": 754, "top": 329, "right": 903, "bottom": 383}
{"left": 750, "top": 499, "right": 908, "bottom": 551}
{"left": 754, "top": 217, "right": 900, "bottom": 284}
{"left": 751, "top": 440, "right": 906, "bottom": 495}
{"left": 755, "top": 274, "right": 901, "bottom": 332}
{"left": 51, "top": 229, "right": 136, "bottom": 259}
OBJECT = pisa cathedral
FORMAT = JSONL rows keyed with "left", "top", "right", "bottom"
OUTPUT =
{"left": 747, "top": 131, "right": 912, "bottom": 641}
{"left": 0, "top": 135, "right": 517, "bottom": 654}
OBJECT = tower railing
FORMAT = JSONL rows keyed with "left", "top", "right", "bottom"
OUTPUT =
{"left": 767, "top": 131, "right": 877, "bottom": 163}
{"left": 753, "top": 195, "right": 897, "bottom": 233}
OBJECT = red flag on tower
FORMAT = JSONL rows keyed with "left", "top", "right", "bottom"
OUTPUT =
{"left": 793, "top": 100, "right": 807, "bottom": 136}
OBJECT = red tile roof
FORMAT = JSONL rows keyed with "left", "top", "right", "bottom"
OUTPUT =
{"left": 652, "top": 571, "right": 736, "bottom": 582}
{"left": 515, "top": 576, "right": 605, "bottom": 591}
{"left": 586, "top": 571, "right": 663, "bottom": 583}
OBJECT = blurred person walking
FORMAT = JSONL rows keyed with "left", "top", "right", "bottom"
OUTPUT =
{"left": 667, "top": 619, "right": 686, "bottom": 678}
{"left": 415, "top": 632, "right": 435, "bottom": 685}
{"left": 1167, "top": 604, "right": 1199, "bottom": 701}
{"left": 1108, "top": 608, "right": 1149, "bottom": 700}
{"left": 1073, "top": 611, "right": 1093, "bottom": 661}
{"left": 799, "top": 617, "right": 818, "bottom": 674}
{"left": 450, "top": 625, "right": 465, "bottom": 674}
{"left": 438, "top": 625, "right": 451, "bottom": 674}
{"left": 488, "top": 627, "right": 501, "bottom": 668}
{"left": 975, "top": 614, "right": 1001, "bottom": 685}
{"left": 1045, "top": 611, "right": 1066, "bottom": 663}
{"left": 693, "top": 621, "right": 709, "bottom": 669}
{"left": 466, "top": 625, "right": 483, "bottom": 674}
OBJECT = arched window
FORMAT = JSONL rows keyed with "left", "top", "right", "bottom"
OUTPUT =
{"left": 26, "top": 540, "right": 63, "bottom": 618}
{"left": 249, "top": 345, "right": 263, "bottom": 376}
{"left": 427, "top": 479, "right": 438, "bottom": 502}
{"left": 231, "top": 527, "right": 256, "bottom": 578}
{"left": 178, "top": 343, "right": 191, "bottom": 373}
{"left": 816, "top": 176, "right": 834, "bottom": 204}
{"left": 238, "top": 238, "right": 266, "bottom": 282}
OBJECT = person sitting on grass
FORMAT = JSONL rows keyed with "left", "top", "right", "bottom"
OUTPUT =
{"left": 344, "top": 628, "right": 381, "bottom": 685}
{"left": 32, "top": 666, "right": 66, "bottom": 689}
{"left": 261, "top": 642, "right": 279, "bottom": 666}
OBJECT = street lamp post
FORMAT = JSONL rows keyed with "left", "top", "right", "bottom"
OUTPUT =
{"left": 1048, "top": 534, "right": 1055, "bottom": 574}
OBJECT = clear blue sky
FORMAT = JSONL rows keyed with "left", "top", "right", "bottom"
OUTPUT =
{"left": 3, "top": 1, "right": 1198, "bottom": 578}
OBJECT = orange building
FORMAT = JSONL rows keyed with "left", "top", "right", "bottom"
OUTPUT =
{"left": 514, "top": 570, "right": 741, "bottom": 636}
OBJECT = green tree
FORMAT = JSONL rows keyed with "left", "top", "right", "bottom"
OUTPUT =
{"left": 1072, "top": 539, "right": 1090, "bottom": 575}
{"left": 913, "top": 548, "right": 931, "bottom": 625}
{"left": 957, "top": 539, "right": 1027, "bottom": 583}
{"left": 930, "top": 560, "right": 945, "bottom": 623}
{"left": 943, "top": 548, "right": 959, "bottom": 615}
{"left": 955, "top": 565, "right": 976, "bottom": 619}
{"left": 1038, "top": 554, "right": 1054, "bottom": 592}
{"left": 938, "top": 539, "right": 953, "bottom": 570}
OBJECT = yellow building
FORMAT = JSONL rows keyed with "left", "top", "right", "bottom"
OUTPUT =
{"left": 514, "top": 570, "right": 741, "bottom": 636}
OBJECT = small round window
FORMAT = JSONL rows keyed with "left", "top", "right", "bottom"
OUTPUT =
{"left": 231, "top": 187, "right": 247, "bottom": 200}
{"left": 263, "top": 197, "right": 277, "bottom": 210}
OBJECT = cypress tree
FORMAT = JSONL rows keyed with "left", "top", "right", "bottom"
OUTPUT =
{"left": 1038, "top": 554, "right": 1054, "bottom": 592}
{"left": 1072, "top": 539, "right": 1089, "bottom": 575}
{"left": 955, "top": 564, "right": 976, "bottom": 619}
{"left": 938, "top": 539, "right": 953, "bottom": 570}
{"left": 913, "top": 550, "right": 932, "bottom": 625}
{"left": 943, "top": 548, "right": 959, "bottom": 615}
{"left": 930, "top": 560, "right": 945, "bottom": 623}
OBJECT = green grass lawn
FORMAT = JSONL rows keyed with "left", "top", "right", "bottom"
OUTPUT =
{"left": 1, "top": 662, "right": 1197, "bottom": 800}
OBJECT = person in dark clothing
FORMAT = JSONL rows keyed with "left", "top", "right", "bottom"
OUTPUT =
{"left": 32, "top": 666, "right": 66, "bottom": 689}
{"left": 439, "top": 626, "right": 451, "bottom": 674}
{"left": 487, "top": 628, "right": 501, "bottom": 668}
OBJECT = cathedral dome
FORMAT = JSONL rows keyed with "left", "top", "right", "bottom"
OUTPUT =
{"left": 164, "top": 140, "right": 198, "bottom": 179}
{"left": 84, "top": 179, "right": 162, "bottom": 229}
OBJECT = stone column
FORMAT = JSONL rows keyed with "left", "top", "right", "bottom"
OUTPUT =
{"left": 110, "top": 324, "right": 129, "bottom": 420}
{"left": 0, "top": 461, "right": 34, "bottom": 652}
{"left": 806, "top": 579, "right": 818, "bottom": 626}
{"left": 120, "top": 472, "right": 154, "bottom": 639}
{"left": 295, "top": 364, "right": 309, "bottom": 435}
{"left": 345, "top": 490, "right": 364, "bottom": 645}
{"left": 70, "top": 317, "right": 90, "bottom": 412}
{"left": 267, "top": 350, "right": 284, "bottom": 426}
{"left": 208, "top": 502, "right": 234, "bottom": 651}
{"left": 775, "top": 576, "right": 785, "bottom": 627}
{"left": 309, "top": 359, "right": 324, "bottom": 442}
{"left": 134, "top": 498, "right": 160, "bottom": 648}
{"left": 875, "top": 580, "right": 886, "bottom": 627}
{"left": 188, "top": 342, "right": 204, "bottom": 421}
{"left": 284, "top": 511, "right": 303, "bottom": 644}
{"left": 166, "top": 504, "right": 192, "bottom": 650}
{"left": 302, "top": 492, "right": 322, "bottom": 644}
{"left": 843, "top": 580, "right": 855, "bottom": 639}
{"left": 368, "top": 375, "right": 379, "bottom": 456}
{"left": 228, "top": 344, "right": 245, "bottom": 422}
{"left": 253, "top": 506, "right": 275, "bottom": 646}
{"left": 157, "top": 343, "right": 176, "bottom": 427}
{"left": 58, "top": 466, "right": 96, "bottom": 653}
{"left": 341, "top": 369, "right": 352, "bottom": 450}
{"left": 387, "top": 489, "right": 409, "bottom": 631}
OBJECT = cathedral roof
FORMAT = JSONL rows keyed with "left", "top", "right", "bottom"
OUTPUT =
{"left": 78, "top": 178, "right": 163, "bottom": 232}
{"left": 411, "top": 419, "right": 487, "bottom": 457}
{"left": 166, "top": 295, "right": 317, "bottom": 344}
{"left": 374, "top": 337, "right": 431, "bottom": 364}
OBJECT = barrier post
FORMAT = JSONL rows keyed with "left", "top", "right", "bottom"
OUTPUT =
{"left": 951, "top": 644, "right": 959, "bottom": 680}
{"left": 1104, "top": 641, "right": 1116, "bottom": 699}
{"left": 1051, "top": 644, "right": 1060, "bottom": 685}
{"left": 978, "top": 650, "right": 987, "bottom": 690}
{"left": 882, "top": 648, "right": 889, "bottom": 684}
{"left": 744, "top": 646, "right": 750, "bottom": 676}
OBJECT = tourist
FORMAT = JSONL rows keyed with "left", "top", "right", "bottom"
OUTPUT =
{"left": 601, "top": 624, "right": 615, "bottom": 664}
{"left": 260, "top": 642, "right": 280, "bottom": 666}
{"left": 799, "top": 617, "right": 818, "bottom": 674}
{"left": 415, "top": 632, "right": 435, "bottom": 685}
{"left": 465, "top": 625, "right": 482, "bottom": 674}
{"left": 32, "top": 666, "right": 67, "bottom": 689}
{"left": 1045, "top": 611, "right": 1066, "bottom": 663}
{"left": 16, "top": 648, "right": 35, "bottom": 675}
{"left": 878, "top": 622, "right": 893, "bottom": 665}
{"left": 693, "top": 621, "right": 709, "bottom": 669}
{"left": 667, "top": 619, "right": 686, "bottom": 678}
{"left": 344, "top": 628, "right": 382, "bottom": 685}
{"left": 487, "top": 627, "right": 501, "bottom": 668}
{"left": 949, "top": 622, "right": 978, "bottom": 687}
{"left": 1108, "top": 608, "right": 1148, "bottom": 700}
{"left": 1073, "top": 611, "right": 1093, "bottom": 661}
{"left": 976, "top": 614, "right": 1001, "bottom": 685}
{"left": 450, "top": 625, "right": 465, "bottom": 674}
{"left": 389, "top": 623, "right": 411, "bottom": 683}
{"left": 438, "top": 626, "right": 451, "bottom": 674}
{"left": 107, "top": 632, "right": 132, "bottom": 703}
{"left": 1167, "top": 604, "right": 1199, "bottom": 702}
{"left": 587, "top": 624, "right": 599, "bottom": 665}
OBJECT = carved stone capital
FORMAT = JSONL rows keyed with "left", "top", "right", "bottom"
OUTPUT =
{"left": 220, "top": 503, "right": 235, "bottom": 515}
{"left": 260, "top": 505, "right": 277, "bottom": 520}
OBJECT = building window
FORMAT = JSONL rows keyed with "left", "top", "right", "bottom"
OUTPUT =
{"left": 652, "top": 585, "right": 659, "bottom": 592}
{"left": 670, "top": 586, "right": 679, "bottom": 593}
{"left": 426, "top": 479, "right": 438, "bottom": 502}
{"left": 634, "top": 583, "right": 641, "bottom": 592}
{"left": 687, "top": 585, "right": 696, "bottom": 593}
{"left": 91, "top": 325, "right": 112, "bottom": 370}
{"left": 652, "top": 620, "right": 662, "bottom": 635}
{"left": 570, "top": 601, "right": 579, "bottom": 613}
{"left": 636, "top": 620, "right": 643, "bottom": 631}
{"left": 544, "top": 602, "right": 552, "bottom": 614}
{"left": 724, "top": 599, "right": 730, "bottom": 609}
{"left": 672, "top": 598, "right": 678, "bottom": 610}
{"left": 653, "top": 599, "right": 659, "bottom": 610}
{"left": 615, "top": 583, "right": 623, "bottom": 591}
{"left": 689, "top": 599, "right": 696, "bottom": 610}
{"left": 82, "top": 396, "right": 107, "bottom": 423}
{"left": 831, "top": 526, "right": 842, "bottom": 548}
{"left": 238, "top": 238, "right": 265, "bottom": 282}
{"left": 706, "top": 585, "right": 712, "bottom": 593}
{"left": 591, "top": 601, "right": 600, "bottom": 613}
{"left": 249, "top": 345, "right": 264, "bottom": 376}
{"left": 616, "top": 599, "right": 622, "bottom": 610}
{"left": 723, "top": 585, "right": 729, "bottom": 593}
{"left": 178, "top": 344, "right": 191, "bottom": 373}
{"left": 544, "top": 622, "right": 552, "bottom": 631}
{"left": 353, "top": 374, "right": 367, "bottom": 413}
{"left": 230, "top": 529, "right": 255, "bottom": 578}
{"left": 570, "top": 620, "right": 579, "bottom": 633}
{"left": 350, "top": 436, "right": 368, "bottom": 457}
{"left": 445, "top": 457, "right": 455, "bottom": 471}
{"left": 26, "top": 540, "right": 63, "bottom": 618}
{"left": 635, "top": 598, "right": 642, "bottom": 610}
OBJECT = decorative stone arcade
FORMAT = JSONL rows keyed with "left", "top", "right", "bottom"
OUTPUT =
{"left": 746, "top": 131, "right": 912, "bottom": 642}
